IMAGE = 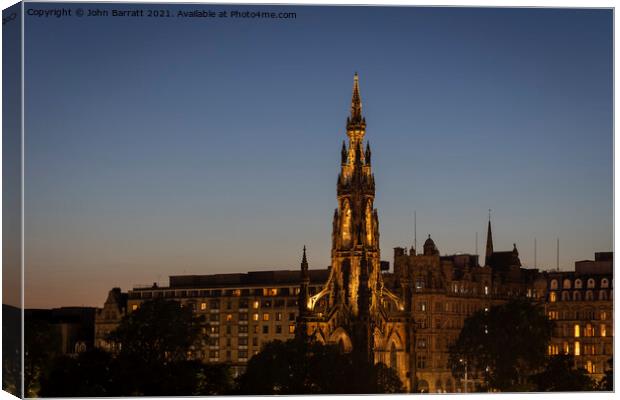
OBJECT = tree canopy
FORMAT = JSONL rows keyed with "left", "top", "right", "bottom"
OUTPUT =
{"left": 448, "top": 299, "right": 553, "bottom": 391}
{"left": 38, "top": 299, "right": 233, "bottom": 397}
{"left": 237, "top": 338, "right": 404, "bottom": 394}
{"left": 530, "top": 354, "right": 596, "bottom": 391}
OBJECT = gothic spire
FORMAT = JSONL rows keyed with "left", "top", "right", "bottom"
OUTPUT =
{"left": 350, "top": 72, "right": 362, "bottom": 123}
{"left": 485, "top": 210, "right": 494, "bottom": 266}
{"left": 347, "top": 73, "right": 366, "bottom": 132}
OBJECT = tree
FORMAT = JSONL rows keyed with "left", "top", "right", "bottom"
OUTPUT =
{"left": 24, "top": 316, "right": 61, "bottom": 397}
{"left": 237, "top": 338, "right": 404, "bottom": 394}
{"left": 531, "top": 354, "right": 596, "bottom": 391}
{"left": 448, "top": 299, "right": 553, "bottom": 392}
{"left": 108, "top": 298, "right": 203, "bottom": 366}
{"left": 599, "top": 357, "right": 613, "bottom": 391}
{"left": 39, "top": 348, "right": 119, "bottom": 397}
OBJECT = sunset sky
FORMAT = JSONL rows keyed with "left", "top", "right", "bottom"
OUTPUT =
{"left": 22, "top": 5, "right": 612, "bottom": 308}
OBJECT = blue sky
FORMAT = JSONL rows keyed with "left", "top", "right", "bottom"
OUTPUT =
{"left": 21, "top": 4, "right": 612, "bottom": 307}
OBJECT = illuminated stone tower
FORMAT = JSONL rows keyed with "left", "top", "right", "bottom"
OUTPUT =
{"left": 329, "top": 72, "right": 381, "bottom": 317}
{"left": 298, "top": 75, "right": 413, "bottom": 388}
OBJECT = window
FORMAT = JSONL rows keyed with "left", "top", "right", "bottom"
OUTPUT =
{"left": 226, "top": 314, "right": 233, "bottom": 322}
{"left": 563, "top": 279, "right": 571, "bottom": 289}
{"left": 275, "top": 312, "right": 282, "bottom": 321}
{"left": 252, "top": 337, "right": 258, "bottom": 346}
{"left": 252, "top": 313, "right": 259, "bottom": 321}
{"left": 417, "top": 302, "right": 427, "bottom": 312}
{"left": 226, "top": 350, "right": 231, "bottom": 361}
{"left": 226, "top": 337, "right": 231, "bottom": 346}
{"left": 253, "top": 325, "right": 258, "bottom": 334}
{"left": 276, "top": 325, "right": 282, "bottom": 334}
{"left": 574, "top": 324, "right": 580, "bottom": 338}
{"left": 210, "top": 326, "right": 219, "bottom": 334}
{"left": 416, "top": 355, "right": 427, "bottom": 369}
{"left": 239, "top": 313, "right": 248, "bottom": 321}
{"left": 585, "top": 324, "right": 593, "bottom": 337}
{"left": 239, "top": 325, "right": 248, "bottom": 333}
{"left": 548, "top": 311, "right": 559, "bottom": 320}
{"left": 587, "top": 279, "right": 595, "bottom": 289}
{"left": 209, "top": 350, "right": 219, "bottom": 359}
{"left": 289, "top": 313, "right": 296, "bottom": 321}
{"left": 210, "top": 300, "right": 220, "bottom": 309}
{"left": 200, "top": 303, "right": 207, "bottom": 311}
{"left": 548, "top": 344, "right": 559, "bottom": 355}
{"left": 573, "top": 291, "right": 581, "bottom": 301}
{"left": 415, "top": 277, "right": 425, "bottom": 289}
{"left": 549, "top": 292, "right": 557, "bottom": 302}
{"left": 550, "top": 280, "right": 558, "bottom": 290}
{"left": 263, "top": 313, "right": 270, "bottom": 321}
{"left": 210, "top": 314, "right": 218, "bottom": 322}
{"left": 600, "top": 311, "right": 607, "bottom": 320}
{"left": 586, "top": 360, "right": 593, "bottom": 373}
{"left": 208, "top": 337, "right": 218, "bottom": 346}
{"left": 131, "top": 304, "right": 138, "bottom": 311}
{"left": 601, "top": 278, "right": 609, "bottom": 288}
{"left": 238, "top": 337, "right": 248, "bottom": 346}
{"left": 562, "top": 291, "right": 570, "bottom": 301}
{"left": 239, "top": 350, "right": 248, "bottom": 359}
{"left": 574, "top": 341, "right": 580, "bottom": 356}
{"left": 289, "top": 324, "right": 295, "bottom": 334}
{"left": 252, "top": 301, "right": 259, "bottom": 309}
{"left": 600, "top": 324, "right": 606, "bottom": 337}
{"left": 417, "top": 338, "right": 427, "bottom": 348}
{"left": 600, "top": 290, "right": 607, "bottom": 300}
{"left": 563, "top": 342, "right": 569, "bottom": 354}
{"left": 575, "top": 279, "right": 583, "bottom": 289}
{"left": 226, "top": 325, "right": 232, "bottom": 335}
{"left": 262, "top": 325, "right": 269, "bottom": 334}
{"left": 239, "top": 299, "right": 249, "bottom": 308}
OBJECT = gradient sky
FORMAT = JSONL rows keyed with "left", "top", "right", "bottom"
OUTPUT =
{"left": 22, "top": 4, "right": 612, "bottom": 308}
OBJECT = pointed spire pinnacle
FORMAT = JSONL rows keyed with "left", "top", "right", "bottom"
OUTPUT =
{"left": 301, "top": 245, "right": 308, "bottom": 269}
{"left": 485, "top": 209, "right": 494, "bottom": 266}
{"left": 341, "top": 140, "right": 348, "bottom": 164}
{"left": 347, "top": 72, "right": 365, "bottom": 130}
{"left": 365, "top": 141, "right": 371, "bottom": 165}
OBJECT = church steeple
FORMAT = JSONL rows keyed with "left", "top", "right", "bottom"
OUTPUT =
{"left": 485, "top": 210, "right": 494, "bottom": 266}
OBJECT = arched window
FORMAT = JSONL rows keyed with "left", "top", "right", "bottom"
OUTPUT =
{"left": 601, "top": 278, "right": 609, "bottom": 288}
{"left": 563, "top": 279, "right": 572, "bottom": 289}
{"left": 390, "top": 342, "right": 398, "bottom": 370}
{"left": 550, "top": 280, "right": 558, "bottom": 290}
{"left": 573, "top": 291, "right": 581, "bottom": 301}
{"left": 587, "top": 278, "right": 596, "bottom": 289}
{"left": 562, "top": 291, "right": 570, "bottom": 301}
{"left": 549, "top": 292, "right": 557, "bottom": 302}
{"left": 586, "top": 291, "right": 594, "bottom": 301}
{"left": 575, "top": 279, "right": 583, "bottom": 289}
{"left": 599, "top": 290, "right": 607, "bottom": 301}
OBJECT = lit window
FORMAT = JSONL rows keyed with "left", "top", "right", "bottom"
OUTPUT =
{"left": 253, "top": 301, "right": 259, "bottom": 309}
{"left": 484, "top": 286, "right": 489, "bottom": 295}
{"left": 574, "top": 324, "right": 580, "bottom": 338}
{"left": 131, "top": 304, "right": 138, "bottom": 311}
{"left": 586, "top": 360, "right": 592, "bottom": 373}
{"left": 232, "top": 289, "right": 241, "bottom": 296}
{"left": 263, "top": 313, "right": 270, "bottom": 321}
{"left": 585, "top": 324, "right": 593, "bottom": 337}
{"left": 563, "top": 342, "right": 569, "bottom": 354}
{"left": 600, "top": 311, "right": 607, "bottom": 320}
{"left": 574, "top": 341, "right": 580, "bottom": 356}
{"left": 275, "top": 312, "right": 282, "bottom": 321}
{"left": 550, "top": 280, "right": 558, "bottom": 290}
{"left": 289, "top": 324, "right": 295, "bottom": 334}
{"left": 575, "top": 279, "right": 582, "bottom": 289}
{"left": 200, "top": 303, "right": 207, "bottom": 311}
{"left": 226, "top": 314, "right": 233, "bottom": 322}
{"left": 600, "top": 324, "right": 606, "bottom": 337}
{"left": 252, "top": 313, "right": 259, "bottom": 321}
{"left": 549, "top": 292, "right": 557, "bottom": 302}
{"left": 563, "top": 279, "right": 571, "bottom": 289}
{"left": 587, "top": 279, "right": 595, "bottom": 289}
